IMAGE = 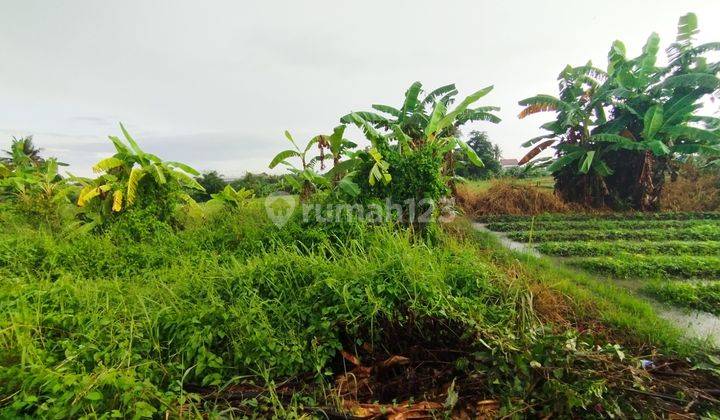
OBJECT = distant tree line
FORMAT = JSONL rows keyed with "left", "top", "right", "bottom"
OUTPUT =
{"left": 192, "top": 171, "right": 285, "bottom": 201}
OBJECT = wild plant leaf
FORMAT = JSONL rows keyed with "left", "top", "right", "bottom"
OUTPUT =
{"left": 547, "top": 151, "right": 584, "bottom": 173}
{"left": 424, "top": 100, "right": 447, "bottom": 138}
{"left": 269, "top": 150, "right": 301, "bottom": 169}
{"left": 644, "top": 140, "right": 671, "bottom": 156}
{"left": 119, "top": 123, "right": 145, "bottom": 158}
{"left": 436, "top": 85, "right": 493, "bottom": 131}
{"left": 579, "top": 150, "right": 596, "bottom": 174}
{"left": 337, "top": 174, "right": 360, "bottom": 197}
{"left": 642, "top": 106, "right": 664, "bottom": 141}
{"left": 457, "top": 139, "right": 484, "bottom": 168}
{"left": 519, "top": 139, "right": 556, "bottom": 165}
{"left": 421, "top": 83, "right": 457, "bottom": 106}
{"left": 166, "top": 161, "right": 200, "bottom": 176}
{"left": 126, "top": 167, "right": 145, "bottom": 206}
{"left": 400, "top": 81, "right": 423, "bottom": 119}
{"left": 371, "top": 104, "right": 401, "bottom": 117}
{"left": 89, "top": 161, "right": 115, "bottom": 182}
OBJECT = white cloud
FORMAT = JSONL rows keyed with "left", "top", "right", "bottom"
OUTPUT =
{"left": 1, "top": 0, "right": 718, "bottom": 175}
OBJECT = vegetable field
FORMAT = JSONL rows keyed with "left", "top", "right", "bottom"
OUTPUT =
{"left": 482, "top": 212, "right": 720, "bottom": 315}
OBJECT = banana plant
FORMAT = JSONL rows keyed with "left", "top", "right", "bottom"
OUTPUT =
{"left": 342, "top": 83, "right": 499, "bottom": 192}
{"left": 77, "top": 123, "right": 204, "bottom": 215}
{"left": 269, "top": 131, "right": 330, "bottom": 201}
{"left": 518, "top": 13, "right": 720, "bottom": 209}
{"left": 206, "top": 185, "right": 254, "bottom": 210}
{"left": 340, "top": 82, "right": 500, "bottom": 145}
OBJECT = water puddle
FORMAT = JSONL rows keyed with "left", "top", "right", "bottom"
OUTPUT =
{"left": 472, "top": 223, "right": 541, "bottom": 257}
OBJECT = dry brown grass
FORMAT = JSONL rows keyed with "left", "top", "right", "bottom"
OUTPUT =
{"left": 661, "top": 166, "right": 720, "bottom": 212}
{"left": 456, "top": 179, "right": 572, "bottom": 216}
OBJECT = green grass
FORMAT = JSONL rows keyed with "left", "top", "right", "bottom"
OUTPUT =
{"left": 1, "top": 205, "right": 715, "bottom": 417}
{"left": 642, "top": 281, "right": 720, "bottom": 315}
{"left": 472, "top": 236, "right": 688, "bottom": 350}
{"left": 486, "top": 219, "right": 720, "bottom": 232}
{"left": 462, "top": 176, "right": 554, "bottom": 193}
{"left": 507, "top": 225, "right": 720, "bottom": 243}
{"left": 536, "top": 240, "right": 720, "bottom": 257}
{"left": 566, "top": 254, "right": 720, "bottom": 279}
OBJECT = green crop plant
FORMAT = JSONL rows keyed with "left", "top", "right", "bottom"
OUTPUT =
{"left": 568, "top": 254, "right": 720, "bottom": 279}
{"left": 536, "top": 240, "right": 720, "bottom": 257}
{"left": 478, "top": 211, "right": 720, "bottom": 223}
{"left": 486, "top": 218, "right": 719, "bottom": 232}
{"left": 642, "top": 280, "right": 720, "bottom": 315}
{"left": 508, "top": 225, "right": 720, "bottom": 242}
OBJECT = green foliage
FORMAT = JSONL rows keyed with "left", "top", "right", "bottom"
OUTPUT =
{"left": 229, "top": 172, "right": 285, "bottom": 196}
{"left": 518, "top": 13, "right": 720, "bottom": 210}
{"left": 454, "top": 131, "right": 502, "bottom": 179}
{"left": 568, "top": 254, "right": 720, "bottom": 279}
{"left": 192, "top": 170, "right": 227, "bottom": 201}
{"left": 487, "top": 218, "right": 719, "bottom": 232}
{"left": 479, "top": 211, "right": 720, "bottom": 223}
{"left": 355, "top": 141, "right": 448, "bottom": 206}
{"left": 0, "top": 207, "right": 711, "bottom": 418}
{"left": 205, "top": 185, "right": 254, "bottom": 211}
{"left": 0, "top": 138, "right": 75, "bottom": 227}
{"left": 75, "top": 123, "right": 204, "bottom": 229}
{"left": 337, "top": 82, "right": 500, "bottom": 221}
{"left": 507, "top": 224, "right": 720, "bottom": 242}
{"left": 536, "top": 240, "right": 720, "bottom": 257}
{"left": 643, "top": 281, "right": 720, "bottom": 315}
{"left": 268, "top": 130, "right": 356, "bottom": 201}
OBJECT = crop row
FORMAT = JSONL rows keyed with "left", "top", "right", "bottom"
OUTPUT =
{"left": 641, "top": 281, "right": 720, "bottom": 316}
{"left": 566, "top": 255, "right": 720, "bottom": 279}
{"left": 507, "top": 225, "right": 720, "bottom": 243}
{"left": 478, "top": 211, "right": 720, "bottom": 224}
{"left": 535, "top": 240, "right": 720, "bottom": 257}
{"left": 486, "top": 219, "right": 719, "bottom": 233}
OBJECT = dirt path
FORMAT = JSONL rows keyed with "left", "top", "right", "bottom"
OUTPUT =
{"left": 473, "top": 223, "right": 720, "bottom": 347}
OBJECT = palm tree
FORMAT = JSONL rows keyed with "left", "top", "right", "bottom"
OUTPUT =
{"left": 1, "top": 136, "right": 44, "bottom": 168}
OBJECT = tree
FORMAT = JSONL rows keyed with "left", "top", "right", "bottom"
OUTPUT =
{"left": 455, "top": 131, "right": 502, "bottom": 179}
{"left": 193, "top": 171, "right": 227, "bottom": 202}
{"left": 1, "top": 136, "right": 44, "bottom": 167}
{"left": 518, "top": 13, "right": 720, "bottom": 210}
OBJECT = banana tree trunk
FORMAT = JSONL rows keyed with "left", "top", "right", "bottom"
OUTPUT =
{"left": 633, "top": 151, "right": 665, "bottom": 211}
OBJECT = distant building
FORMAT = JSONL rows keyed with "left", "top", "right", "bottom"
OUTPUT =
{"left": 500, "top": 158, "right": 519, "bottom": 169}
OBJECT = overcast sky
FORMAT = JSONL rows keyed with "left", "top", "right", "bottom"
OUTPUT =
{"left": 1, "top": 1, "right": 719, "bottom": 177}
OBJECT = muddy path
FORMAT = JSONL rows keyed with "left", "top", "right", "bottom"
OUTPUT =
{"left": 473, "top": 223, "right": 720, "bottom": 347}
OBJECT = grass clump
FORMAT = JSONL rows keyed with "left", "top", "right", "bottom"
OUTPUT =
{"left": 642, "top": 281, "right": 720, "bottom": 315}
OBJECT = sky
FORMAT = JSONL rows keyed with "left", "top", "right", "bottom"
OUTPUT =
{"left": 1, "top": 0, "right": 719, "bottom": 177}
